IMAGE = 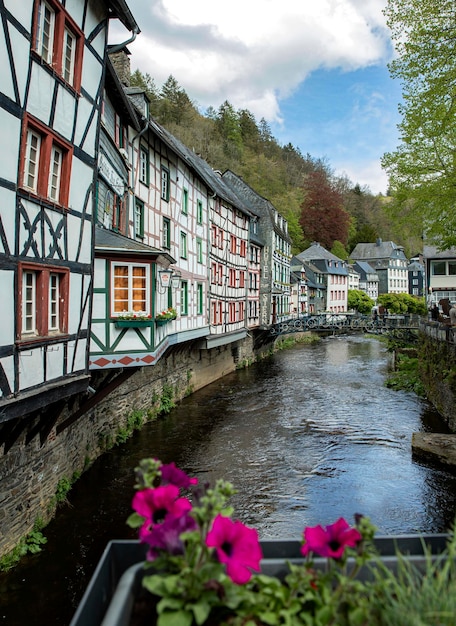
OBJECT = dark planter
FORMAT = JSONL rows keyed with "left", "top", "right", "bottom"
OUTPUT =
{"left": 70, "top": 535, "right": 450, "bottom": 626}
{"left": 115, "top": 320, "right": 153, "bottom": 328}
{"left": 155, "top": 318, "right": 175, "bottom": 326}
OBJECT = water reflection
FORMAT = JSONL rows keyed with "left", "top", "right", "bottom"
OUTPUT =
{"left": 1, "top": 336, "right": 456, "bottom": 625}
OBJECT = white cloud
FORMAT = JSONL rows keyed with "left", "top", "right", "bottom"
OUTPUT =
{"left": 112, "top": 0, "right": 392, "bottom": 121}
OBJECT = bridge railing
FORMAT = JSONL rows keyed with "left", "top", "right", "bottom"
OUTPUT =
{"left": 270, "top": 313, "right": 421, "bottom": 336}
{"left": 420, "top": 319, "right": 456, "bottom": 346}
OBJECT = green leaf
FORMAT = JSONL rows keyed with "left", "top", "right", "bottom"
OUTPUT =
{"left": 157, "top": 597, "right": 185, "bottom": 612}
{"left": 157, "top": 609, "right": 193, "bottom": 626}
{"left": 190, "top": 601, "right": 212, "bottom": 625}
{"left": 126, "top": 512, "right": 144, "bottom": 528}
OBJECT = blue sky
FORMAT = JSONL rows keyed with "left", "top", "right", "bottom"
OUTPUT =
{"left": 110, "top": 0, "right": 403, "bottom": 195}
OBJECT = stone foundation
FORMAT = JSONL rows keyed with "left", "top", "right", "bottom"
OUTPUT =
{"left": 0, "top": 334, "right": 274, "bottom": 559}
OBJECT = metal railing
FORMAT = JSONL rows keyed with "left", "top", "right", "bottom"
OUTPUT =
{"left": 269, "top": 313, "right": 421, "bottom": 337}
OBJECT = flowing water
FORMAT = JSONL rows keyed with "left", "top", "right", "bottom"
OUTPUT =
{"left": 1, "top": 335, "right": 456, "bottom": 625}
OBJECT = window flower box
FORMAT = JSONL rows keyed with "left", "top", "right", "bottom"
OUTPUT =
{"left": 154, "top": 307, "right": 177, "bottom": 325}
{"left": 69, "top": 459, "right": 456, "bottom": 626}
{"left": 115, "top": 320, "right": 154, "bottom": 328}
{"left": 70, "top": 534, "right": 452, "bottom": 626}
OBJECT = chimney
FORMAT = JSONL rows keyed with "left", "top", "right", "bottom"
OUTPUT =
{"left": 108, "top": 48, "right": 131, "bottom": 87}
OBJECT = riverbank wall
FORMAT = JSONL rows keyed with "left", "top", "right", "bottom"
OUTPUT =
{"left": 0, "top": 333, "right": 277, "bottom": 560}
{"left": 419, "top": 324, "right": 456, "bottom": 432}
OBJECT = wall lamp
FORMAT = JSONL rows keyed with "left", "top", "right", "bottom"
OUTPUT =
{"left": 158, "top": 269, "right": 182, "bottom": 293}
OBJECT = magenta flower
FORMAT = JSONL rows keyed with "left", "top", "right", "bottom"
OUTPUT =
{"left": 301, "top": 517, "right": 362, "bottom": 559}
{"left": 206, "top": 514, "right": 262, "bottom": 584}
{"left": 142, "top": 512, "right": 197, "bottom": 560}
{"left": 160, "top": 462, "right": 198, "bottom": 489}
{"left": 133, "top": 484, "right": 192, "bottom": 527}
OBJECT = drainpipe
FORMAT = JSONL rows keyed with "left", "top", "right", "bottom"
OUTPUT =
{"left": 108, "top": 26, "right": 140, "bottom": 54}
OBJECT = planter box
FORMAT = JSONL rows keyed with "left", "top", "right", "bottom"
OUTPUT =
{"left": 155, "top": 318, "right": 175, "bottom": 326}
{"left": 115, "top": 320, "right": 153, "bottom": 328}
{"left": 70, "top": 535, "right": 450, "bottom": 626}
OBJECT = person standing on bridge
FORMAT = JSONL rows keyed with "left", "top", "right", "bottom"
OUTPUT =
{"left": 450, "top": 303, "right": 456, "bottom": 326}
{"left": 431, "top": 303, "right": 439, "bottom": 321}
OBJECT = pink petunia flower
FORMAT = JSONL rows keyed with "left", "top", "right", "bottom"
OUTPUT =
{"left": 160, "top": 462, "right": 198, "bottom": 489}
{"left": 206, "top": 514, "right": 262, "bottom": 584}
{"left": 301, "top": 517, "right": 362, "bottom": 559}
{"left": 132, "top": 485, "right": 192, "bottom": 526}
{"left": 142, "top": 512, "right": 197, "bottom": 560}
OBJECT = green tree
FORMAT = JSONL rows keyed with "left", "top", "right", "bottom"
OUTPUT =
{"left": 382, "top": 0, "right": 456, "bottom": 249}
{"left": 347, "top": 290, "right": 374, "bottom": 314}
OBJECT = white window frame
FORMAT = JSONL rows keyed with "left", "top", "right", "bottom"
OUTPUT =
{"left": 22, "top": 271, "right": 37, "bottom": 334}
{"left": 111, "top": 262, "right": 151, "bottom": 316}
{"left": 62, "top": 27, "right": 76, "bottom": 84}
{"left": 36, "top": 0, "right": 55, "bottom": 64}
{"left": 49, "top": 272, "right": 60, "bottom": 330}
{"left": 24, "top": 129, "right": 41, "bottom": 193}
{"left": 48, "top": 144, "right": 63, "bottom": 201}
{"left": 139, "top": 147, "right": 148, "bottom": 184}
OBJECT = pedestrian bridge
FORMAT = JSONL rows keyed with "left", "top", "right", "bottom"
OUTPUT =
{"left": 268, "top": 313, "right": 421, "bottom": 342}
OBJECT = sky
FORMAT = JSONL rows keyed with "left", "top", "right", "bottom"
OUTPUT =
{"left": 110, "top": 0, "right": 403, "bottom": 195}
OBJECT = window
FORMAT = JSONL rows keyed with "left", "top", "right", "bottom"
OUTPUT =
{"left": 230, "top": 235, "right": 237, "bottom": 254}
{"left": 180, "top": 232, "right": 187, "bottom": 259}
{"left": 111, "top": 262, "right": 150, "bottom": 315}
{"left": 180, "top": 281, "right": 188, "bottom": 315}
{"left": 19, "top": 264, "right": 69, "bottom": 339}
{"left": 239, "top": 271, "right": 245, "bottom": 288}
{"left": 449, "top": 262, "right": 456, "bottom": 276}
{"left": 196, "top": 238, "right": 203, "bottom": 264}
{"left": 197, "top": 199, "right": 203, "bottom": 224}
{"left": 211, "top": 300, "right": 222, "bottom": 325}
{"left": 21, "top": 115, "right": 72, "bottom": 206}
{"left": 163, "top": 217, "right": 171, "bottom": 249}
{"left": 197, "top": 283, "right": 204, "bottom": 315}
{"left": 161, "top": 166, "right": 170, "bottom": 201}
{"left": 229, "top": 302, "right": 236, "bottom": 323}
{"left": 229, "top": 268, "right": 236, "bottom": 287}
{"left": 239, "top": 301, "right": 244, "bottom": 321}
{"left": 431, "top": 261, "right": 446, "bottom": 276}
{"left": 33, "top": 0, "right": 83, "bottom": 90}
{"left": 239, "top": 240, "right": 247, "bottom": 257}
{"left": 182, "top": 188, "right": 188, "bottom": 215}
{"left": 114, "top": 113, "right": 127, "bottom": 149}
{"left": 134, "top": 198, "right": 144, "bottom": 238}
{"left": 139, "top": 147, "right": 149, "bottom": 184}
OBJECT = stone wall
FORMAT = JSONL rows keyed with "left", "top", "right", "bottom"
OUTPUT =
{"left": 419, "top": 326, "right": 456, "bottom": 432}
{"left": 0, "top": 334, "right": 272, "bottom": 558}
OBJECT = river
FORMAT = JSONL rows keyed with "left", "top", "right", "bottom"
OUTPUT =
{"left": 1, "top": 335, "right": 456, "bottom": 625}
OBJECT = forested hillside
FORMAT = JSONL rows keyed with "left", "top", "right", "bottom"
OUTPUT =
{"left": 131, "top": 70, "right": 422, "bottom": 258}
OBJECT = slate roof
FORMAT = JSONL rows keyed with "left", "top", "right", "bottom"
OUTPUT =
{"left": 297, "top": 242, "right": 343, "bottom": 263}
{"left": 146, "top": 119, "right": 252, "bottom": 217}
{"left": 353, "top": 260, "right": 378, "bottom": 280}
{"left": 296, "top": 243, "right": 347, "bottom": 275}
{"left": 94, "top": 226, "right": 175, "bottom": 264}
{"left": 350, "top": 239, "right": 406, "bottom": 261}
{"left": 423, "top": 245, "right": 456, "bottom": 260}
{"left": 221, "top": 170, "right": 292, "bottom": 244}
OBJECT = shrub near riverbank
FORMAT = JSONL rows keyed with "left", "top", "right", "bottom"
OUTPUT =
{"left": 385, "top": 351, "right": 425, "bottom": 396}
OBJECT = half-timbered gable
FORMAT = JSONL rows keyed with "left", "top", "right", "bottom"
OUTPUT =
{"left": 222, "top": 171, "right": 292, "bottom": 327}
{"left": 0, "top": 0, "right": 138, "bottom": 424}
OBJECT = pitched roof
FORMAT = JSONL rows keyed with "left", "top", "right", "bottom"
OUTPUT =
{"left": 350, "top": 239, "right": 406, "bottom": 261}
{"left": 222, "top": 170, "right": 292, "bottom": 244}
{"left": 94, "top": 226, "right": 175, "bottom": 264}
{"left": 296, "top": 242, "right": 343, "bottom": 262}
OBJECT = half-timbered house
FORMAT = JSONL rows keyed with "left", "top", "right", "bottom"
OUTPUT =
{"left": 0, "top": 1, "right": 138, "bottom": 428}
{"left": 222, "top": 171, "right": 292, "bottom": 327}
